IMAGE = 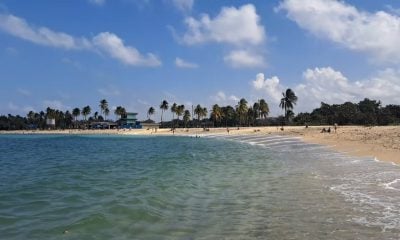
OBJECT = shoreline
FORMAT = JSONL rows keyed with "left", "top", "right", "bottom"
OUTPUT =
{"left": 1, "top": 125, "right": 399, "bottom": 164}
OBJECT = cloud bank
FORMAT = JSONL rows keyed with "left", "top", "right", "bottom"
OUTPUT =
{"left": 277, "top": 0, "right": 400, "bottom": 64}
{"left": 0, "top": 13, "right": 161, "bottom": 67}
{"left": 252, "top": 67, "right": 400, "bottom": 114}
{"left": 181, "top": 4, "right": 266, "bottom": 68}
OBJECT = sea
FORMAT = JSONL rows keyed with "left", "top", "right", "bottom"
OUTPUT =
{"left": 1, "top": 134, "right": 400, "bottom": 239}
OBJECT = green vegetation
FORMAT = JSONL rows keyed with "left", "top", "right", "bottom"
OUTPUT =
{"left": 292, "top": 98, "right": 400, "bottom": 126}
{"left": 1, "top": 90, "right": 400, "bottom": 130}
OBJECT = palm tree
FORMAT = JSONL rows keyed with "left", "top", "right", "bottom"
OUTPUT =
{"left": 253, "top": 102, "right": 260, "bottom": 119}
{"left": 114, "top": 106, "right": 126, "bottom": 120}
{"left": 222, "top": 106, "right": 235, "bottom": 127}
{"left": 72, "top": 108, "right": 80, "bottom": 121}
{"left": 211, "top": 104, "right": 223, "bottom": 127}
{"left": 170, "top": 103, "right": 177, "bottom": 128}
{"left": 99, "top": 99, "right": 108, "bottom": 119}
{"left": 280, "top": 88, "right": 298, "bottom": 122}
{"left": 104, "top": 108, "right": 110, "bottom": 121}
{"left": 201, "top": 107, "right": 208, "bottom": 120}
{"left": 194, "top": 104, "right": 202, "bottom": 121}
{"left": 147, "top": 107, "right": 155, "bottom": 120}
{"left": 171, "top": 103, "right": 177, "bottom": 120}
{"left": 81, "top": 106, "right": 91, "bottom": 121}
{"left": 236, "top": 98, "right": 248, "bottom": 127}
{"left": 286, "top": 109, "right": 295, "bottom": 121}
{"left": 94, "top": 111, "right": 99, "bottom": 120}
{"left": 159, "top": 100, "right": 168, "bottom": 123}
{"left": 27, "top": 111, "right": 35, "bottom": 124}
{"left": 183, "top": 110, "right": 191, "bottom": 128}
{"left": 259, "top": 99, "right": 269, "bottom": 119}
{"left": 176, "top": 105, "right": 185, "bottom": 120}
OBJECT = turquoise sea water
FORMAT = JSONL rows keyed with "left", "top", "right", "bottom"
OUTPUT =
{"left": 1, "top": 134, "right": 400, "bottom": 239}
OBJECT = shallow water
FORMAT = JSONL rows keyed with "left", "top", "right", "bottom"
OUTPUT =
{"left": 0, "top": 134, "right": 400, "bottom": 239}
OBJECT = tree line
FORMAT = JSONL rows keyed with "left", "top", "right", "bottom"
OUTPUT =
{"left": 1, "top": 89, "right": 400, "bottom": 130}
{"left": 292, "top": 98, "right": 400, "bottom": 126}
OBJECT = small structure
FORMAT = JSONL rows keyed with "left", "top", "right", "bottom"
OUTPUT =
{"left": 46, "top": 118, "right": 56, "bottom": 129}
{"left": 120, "top": 112, "right": 142, "bottom": 128}
{"left": 89, "top": 121, "right": 118, "bottom": 129}
{"left": 141, "top": 119, "right": 160, "bottom": 131}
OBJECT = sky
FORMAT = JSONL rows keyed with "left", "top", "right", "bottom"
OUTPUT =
{"left": 1, "top": 0, "right": 400, "bottom": 120}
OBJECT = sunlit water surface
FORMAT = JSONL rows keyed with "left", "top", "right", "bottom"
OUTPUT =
{"left": 1, "top": 134, "right": 400, "bottom": 239}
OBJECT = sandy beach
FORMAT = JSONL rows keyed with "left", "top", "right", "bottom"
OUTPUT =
{"left": 2, "top": 125, "right": 399, "bottom": 163}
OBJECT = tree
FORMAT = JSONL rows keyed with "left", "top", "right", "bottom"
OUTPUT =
{"left": 236, "top": 98, "right": 248, "bottom": 127}
{"left": 159, "top": 100, "right": 168, "bottom": 123}
{"left": 183, "top": 110, "right": 191, "bottom": 128}
{"left": 147, "top": 107, "right": 155, "bottom": 120}
{"left": 176, "top": 105, "right": 185, "bottom": 120}
{"left": 194, "top": 104, "right": 202, "bottom": 121}
{"left": 171, "top": 103, "right": 177, "bottom": 120}
{"left": 222, "top": 105, "right": 235, "bottom": 127}
{"left": 72, "top": 108, "right": 80, "bottom": 121}
{"left": 280, "top": 89, "right": 298, "bottom": 122}
{"left": 114, "top": 106, "right": 126, "bottom": 120}
{"left": 81, "top": 106, "right": 91, "bottom": 121}
{"left": 211, "top": 104, "right": 223, "bottom": 127}
{"left": 104, "top": 108, "right": 110, "bottom": 121}
{"left": 253, "top": 102, "right": 260, "bottom": 120}
{"left": 201, "top": 107, "right": 208, "bottom": 120}
{"left": 171, "top": 103, "right": 177, "bottom": 128}
{"left": 99, "top": 99, "right": 108, "bottom": 119}
{"left": 259, "top": 99, "right": 269, "bottom": 119}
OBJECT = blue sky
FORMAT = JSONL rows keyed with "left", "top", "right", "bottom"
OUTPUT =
{"left": 1, "top": 0, "right": 400, "bottom": 120}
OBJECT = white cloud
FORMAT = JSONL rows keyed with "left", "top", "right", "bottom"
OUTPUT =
{"left": 5, "top": 47, "right": 18, "bottom": 56}
{"left": 97, "top": 86, "right": 121, "bottom": 96}
{"left": 42, "top": 100, "right": 70, "bottom": 110}
{"left": 251, "top": 73, "right": 284, "bottom": 103}
{"left": 385, "top": 5, "right": 400, "bottom": 16}
{"left": 0, "top": 14, "right": 162, "bottom": 67}
{"left": 172, "top": 0, "right": 193, "bottom": 12}
{"left": 137, "top": 99, "right": 151, "bottom": 106}
{"left": 182, "top": 4, "right": 265, "bottom": 46}
{"left": 277, "top": 0, "right": 400, "bottom": 64}
{"left": 5, "top": 102, "right": 35, "bottom": 115}
{"left": 0, "top": 13, "right": 91, "bottom": 50}
{"left": 89, "top": 0, "right": 105, "bottom": 6}
{"left": 175, "top": 57, "right": 198, "bottom": 68}
{"left": 17, "top": 88, "right": 31, "bottom": 96}
{"left": 93, "top": 32, "right": 161, "bottom": 67}
{"left": 22, "top": 106, "right": 35, "bottom": 113}
{"left": 7, "top": 102, "right": 19, "bottom": 111}
{"left": 224, "top": 50, "right": 265, "bottom": 68}
{"left": 252, "top": 67, "right": 400, "bottom": 114}
{"left": 211, "top": 91, "right": 240, "bottom": 105}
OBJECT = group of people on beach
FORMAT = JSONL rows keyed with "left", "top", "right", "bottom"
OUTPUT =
{"left": 321, "top": 123, "right": 338, "bottom": 133}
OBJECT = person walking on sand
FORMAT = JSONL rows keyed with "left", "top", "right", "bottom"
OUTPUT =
{"left": 334, "top": 123, "right": 338, "bottom": 133}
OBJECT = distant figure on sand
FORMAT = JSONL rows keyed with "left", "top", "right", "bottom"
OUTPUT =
{"left": 321, "top": 127, "right": 331, "bottom": 133}
{"left": 334, "top": 123, "right": 338, "bottom": 133}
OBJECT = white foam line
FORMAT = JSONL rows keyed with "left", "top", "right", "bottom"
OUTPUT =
{"left": 249, "top": 137, "right": 301, "bottom": 144}
{"left": 260, "top": 140, "right": 301, "bottom": 146}
{"left": 382, "top": 179, "right": 400, "bottom": 191}
{"left": 270, "top": 142, "right": 318, "bottom": 148}
{"left": 223, "top": 135, "right": 266, "bottom": 140}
